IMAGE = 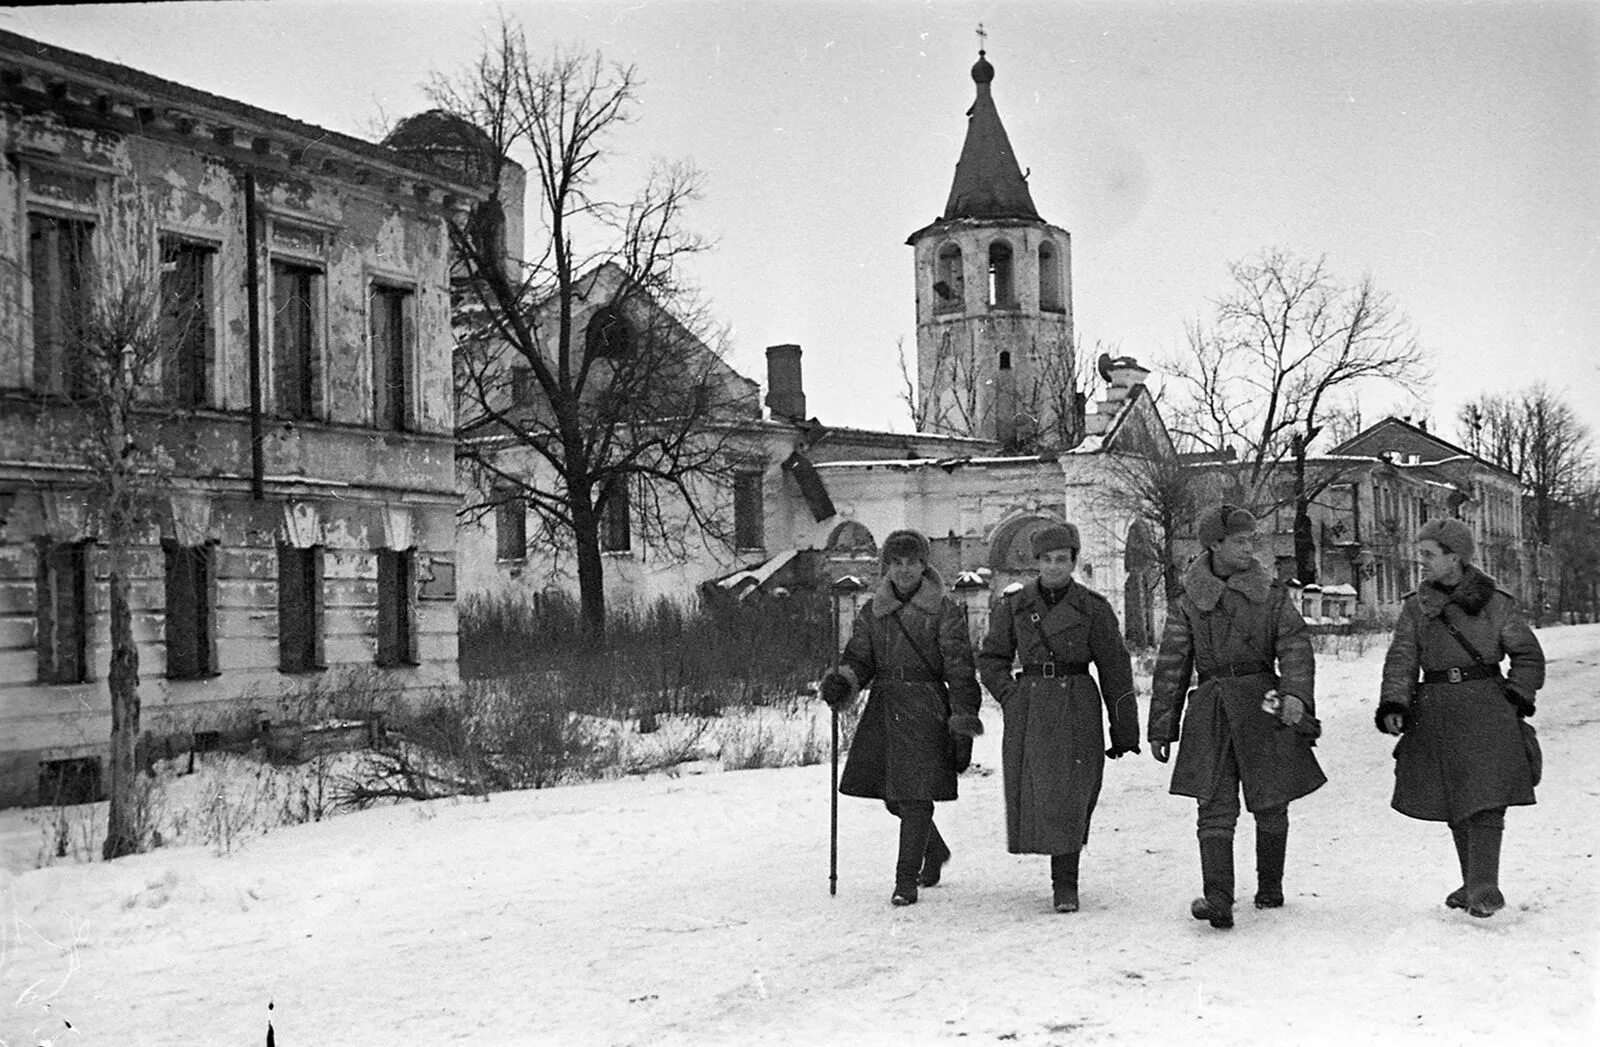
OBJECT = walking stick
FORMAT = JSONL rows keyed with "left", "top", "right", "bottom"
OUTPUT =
{"left": 829, "top": 587, "right": 841, "bottom": 897}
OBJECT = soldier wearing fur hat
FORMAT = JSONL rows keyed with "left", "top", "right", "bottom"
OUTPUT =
{"left": 1149, "top": 504, "right": 1325, "bottom": 930}
{"left": 1375, "top": 517, "right": 1544, "bottom": 918}
{"left": 819, "top": 529, "right": 983, "bottom": 906}
{"left": 977, "top": 522, "right": 1140, "bottom": 914}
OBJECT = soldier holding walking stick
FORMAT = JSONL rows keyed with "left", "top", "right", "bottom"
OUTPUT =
{"left": 820, "top": 530, "right": 982, "bottom": 906}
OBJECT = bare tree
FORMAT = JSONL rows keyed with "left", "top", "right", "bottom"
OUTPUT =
{"left": 1165, "top": 248, "right": 1429, "bottom": 583}
{"left": 48, "top": 201, "right": 182, "bottom": 859}
{"left": 1457, "top": 385, "right": 1593, "bottom": 545}
{"left": 432, "top": 23, "right": 755, "bottom": 641}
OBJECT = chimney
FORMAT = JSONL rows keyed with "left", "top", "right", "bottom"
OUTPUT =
{"left": 765, "top": 344, "right": 806, "bottom": 422}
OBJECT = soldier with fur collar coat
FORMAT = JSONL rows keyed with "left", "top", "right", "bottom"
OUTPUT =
{"left": 977, "top": 523, "right": 1139, "bottom": 914}
{"left": 1375, "top": 518, "right": 1544, "bottom": 919}
{"left": 1149, "top": 505, "right": 1325, "bottom": 930}
{"left": 820, "top": 530, "right": 982, "bottom": 907}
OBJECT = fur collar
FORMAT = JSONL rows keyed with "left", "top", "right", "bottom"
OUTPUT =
{"left": 1416, "top": 564, "right": 1498, "bottom": 617}
{"left": 871, "top": 566, "right": 947, "bottom": 617}
{"left": 1183, "top": 553, "right": 1273, "bottom": 611}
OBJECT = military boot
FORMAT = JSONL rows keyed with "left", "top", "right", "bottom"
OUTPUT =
{"left": 1051, "top": 851, "right": 1081, "bottom": 913}
{"left": 1254, "top": 830, "right": 1287, "bottom": 909}
{"left": 1190, "top": 836, "right": 1235, "bottom": 929}
{"left": 919, "top": 821, "right": 952, "bottom": 888}
{"left": 1465, "top": 823, "right": 1505, "bottom": 918}
{"left": 1445, "top": 825, "right": 1471, "bottom": 910}
{"left": 892, "top": 809, "right": 932, "bottom": 906}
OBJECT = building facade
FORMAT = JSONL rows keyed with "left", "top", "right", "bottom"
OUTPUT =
{"left": 0, "top": 32, "right": 484, "bottom": 804}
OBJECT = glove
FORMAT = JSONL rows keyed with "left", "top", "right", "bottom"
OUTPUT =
{"left": 948, "top": 714, "right": 984, "bottom": 738}
{"left": 1151, "top": 740, "right": 1171, "bottom": 764}
{"left": 1375, "top": 700, "right": 1408, "bottom": 736}
{"left": 1105, "top": 744, "right": 1141, "bottom": 760}
{"left": 819, "top": 672, "right": 852, "bottom": 708}
{"left": 1504, "top": 688, "right": 1535, "bottom": 718}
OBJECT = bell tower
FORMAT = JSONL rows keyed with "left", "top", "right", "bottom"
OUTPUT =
{"left": 906, "top": 49, "right": 1078, "bottom": 448}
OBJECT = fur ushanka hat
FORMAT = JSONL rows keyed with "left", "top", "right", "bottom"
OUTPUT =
{"left": 1417, "top": 517, "right": 1475, "bottom": 564}
{"left": 880, "top": 529, "right": 931, "bottom": 566}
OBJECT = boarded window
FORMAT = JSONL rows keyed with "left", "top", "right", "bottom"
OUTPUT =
{"left": 163, "top": 541, "right": 215, "bottom": 679}
{"left": 509, "top": 364, "right": 534, "bottom": 406}
{"left": 36, "top": 540, "right": 88, "bottom": 684}
{"left": 376, "top": 548, "right": 417, "bottom": 666}
{"left": 39, "top": 756, "right": 101, "bottom": 806}
{"left": 272, "top": 261, "right": 320, "bottom": 419}
{"left": 495, "top": 490, "right": 526, "bottom": 561}
{"left": 601, "top": 478, "right": 631, "bottom": 553}
{"left": 734, "top": 472, "right": 764, "bottom": 550}
{"left": 371, "top": 284, "right": 412, "bottom": 430}
{"left": 29, "top": 213, "right": 94, "bottom": 398}
{"left": 277, "top": 545, "right": 324, "bottom": 673}
{"left": 160, "top": 238, "right": 214, "bottom": 407}
{"left": 1039, "top": 240, "right": 1063, "bottom": 312}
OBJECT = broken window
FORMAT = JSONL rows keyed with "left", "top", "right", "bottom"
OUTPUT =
{"left": 163, "top": 541, "right": 215, "bottom": 679}
{"left": 601, "top": 477, "right": 631, "bottom": 553}
{"left": 494, "top": 489, "right": 526, "bottom": 561}
{"left": 1039, "top": 240, "right": 1063, "bottom": 312}
{"left": 160, "top": 238, "right": 215, "bottom": 407}
{"left": 987, "top": 241, "right": 1015, "bottom": 308}
{"left": 734, "top": 471, "right": 765, "bottom": 551}
{"left": 29, "top": 213, "right": 94, "bottom": 398}
{"left": 370, "top": 284, "right": 413, "bottom": 430}
{"left": 376, "top": 548, "right": 417, "bottom": 667}
{"left": 585, "top": 307, "right": 633, "bottom": 359}
{"left": 272, "top": 261, "right": 321, "bottom": 419}
{"left": 934, "top": 243, "right": 964, "bottom": 312}
{"left": 36, "top": 540, "right": 88, "bottom": 684}
{"left": 277, "top": 545, "right": 324, "bottom": 673}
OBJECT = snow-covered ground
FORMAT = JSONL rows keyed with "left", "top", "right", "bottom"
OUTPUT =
{"left": 4, "top": 625, "right": 1598, "bottom": 1046}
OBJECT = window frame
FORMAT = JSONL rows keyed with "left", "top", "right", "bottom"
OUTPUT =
{"left": 494, "top": 488, "right": 528, "bottom": 562}
{"left": 376, "top": 547, "right": 419, "bottom": 667}
{"left": 277, "top": 544, "right": 325, "bottom": 674}
{"left": 733, "top": 471, "right": 765, "bottom": 552}
{"left": 162, "top": 539, "right": 217, "bottom": 680}
{"left": 369, "top": 281, "right": 416, "bottom": 431}
{"left": 600, "top": 476, "right": 632, "bottom": 554}
{"left": 159, "top": 235, "right": 218, "bottom": 409}
{"left": 36, "top": 539, "right": 90, "bottom": 685}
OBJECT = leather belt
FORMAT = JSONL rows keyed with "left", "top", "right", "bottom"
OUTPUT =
{"left": 1197, "top": 662, "right": 1274, "bottom": 683}
{"left": 1421, "top": 664, "right": 1501, "bottom": 684}
{"left": 876, "top": 667, "right": 941, "bottom": 683}
{"left": 1018, "top": 662, "right": 1090, "bottom": 678}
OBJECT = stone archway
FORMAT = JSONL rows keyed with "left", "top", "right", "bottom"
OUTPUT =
{"left": 987, "top": 514, "right": 1063, "bottom": 594}
{"left": 825, "top": 520, "right": 877, "bottom": 584}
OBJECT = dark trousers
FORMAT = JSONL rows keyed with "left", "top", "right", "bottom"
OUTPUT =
{"left": 1196, "top": 738, "right": 1288, "bottom": 840}
{"left": 886, "top": 800, "right": 935, "bottom": 886}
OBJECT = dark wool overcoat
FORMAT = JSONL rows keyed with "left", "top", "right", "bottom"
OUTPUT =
{"left": 1149, "top": 555, "right": 1326, "bottom": 811}
{"left": 977, "top": 579, "right": 1139, "bottom": 855}
{"left": 1379, "top": 566, "right": 1544, "bottom": 823}
{"left": 836, "top": 568, "right": 981, "bottom": 803}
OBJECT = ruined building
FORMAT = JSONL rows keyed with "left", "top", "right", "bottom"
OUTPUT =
{"left": 0, "top": 32, "right": 487, "bottom": 805}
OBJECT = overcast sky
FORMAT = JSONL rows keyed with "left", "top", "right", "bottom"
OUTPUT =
{"left": 8, "top": 0, "right": 1597, "bottom": 445}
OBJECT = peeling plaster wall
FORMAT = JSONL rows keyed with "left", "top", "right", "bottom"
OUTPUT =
{"left": 0, "top": 89, "right": 471, "bottom": 804}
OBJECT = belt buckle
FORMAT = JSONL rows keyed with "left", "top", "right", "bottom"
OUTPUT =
{"left": 1042, "top": 662, "right": 1056, "bottom": 679}
{"left": 1447, "top": 667, "right": 1463, "bottom": 683}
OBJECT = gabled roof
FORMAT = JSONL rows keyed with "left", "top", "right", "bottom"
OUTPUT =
{"left": 1330, "top": 416, "right": 1518, "bottom": 480}
{"left": 941, "top": 51, "right": 1040, "bottom": 222}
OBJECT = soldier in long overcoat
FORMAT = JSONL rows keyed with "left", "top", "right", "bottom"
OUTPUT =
{"left": 1375, "top": 517, "right": 1544, "bottom": 918}
{"left": 977, "top": 523, "right": 1140, "bottom": 913}
{"left": 1149, "top": 505, "right": 1325, "bottom": 930}
{"left": 821, "top": 530, "right": 983, "bottom": 906}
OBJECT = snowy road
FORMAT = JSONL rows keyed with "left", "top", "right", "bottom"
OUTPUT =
{"left": 4, "top": 625, "right": 1598, "bottom": 1046}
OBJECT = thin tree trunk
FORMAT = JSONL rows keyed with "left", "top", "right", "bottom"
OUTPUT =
{"left": 103, "top": 540, "right": 142, "bottom": 860}
{"left": 572, "top": 502, "right": 607, "bottom": 645}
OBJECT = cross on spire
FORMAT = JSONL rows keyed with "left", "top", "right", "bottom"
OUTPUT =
{"left": 976, "top": 22, "right": 987, "bottom": 53}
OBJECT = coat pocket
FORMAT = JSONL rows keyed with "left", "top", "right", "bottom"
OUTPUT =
{"left": 1520, "top": 720, "right": 1542, "bottom": 787}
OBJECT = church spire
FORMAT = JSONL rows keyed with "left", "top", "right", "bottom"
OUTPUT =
{"left": 942, "top": 46, "right": 1040, "bottom": 222}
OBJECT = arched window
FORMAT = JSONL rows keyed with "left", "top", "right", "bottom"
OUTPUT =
{"left": 1039, "top": 240, "right": 1063, "bottom": 312}
{"left": 585, "top": 307, "right": 632, "bottom": 359}
{"left": 988, "top": 241, "right": 1015, "bottom": 308}
{"left": 934, "top": 243, "right": 964, "bottom": 312}
{"left": 827, "top": 520, "right": 877, "bottom": 556}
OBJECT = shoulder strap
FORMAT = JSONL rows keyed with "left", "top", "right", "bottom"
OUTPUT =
{"left": 1437, "top": 605, "right": 1497, "bottom": 669}
{"left": 888, "top": 608, "right": 945, "bottom": 679}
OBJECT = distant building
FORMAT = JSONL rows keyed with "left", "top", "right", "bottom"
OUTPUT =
{"left": 0, "top": 32, "right": 486, "bottom": 805}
